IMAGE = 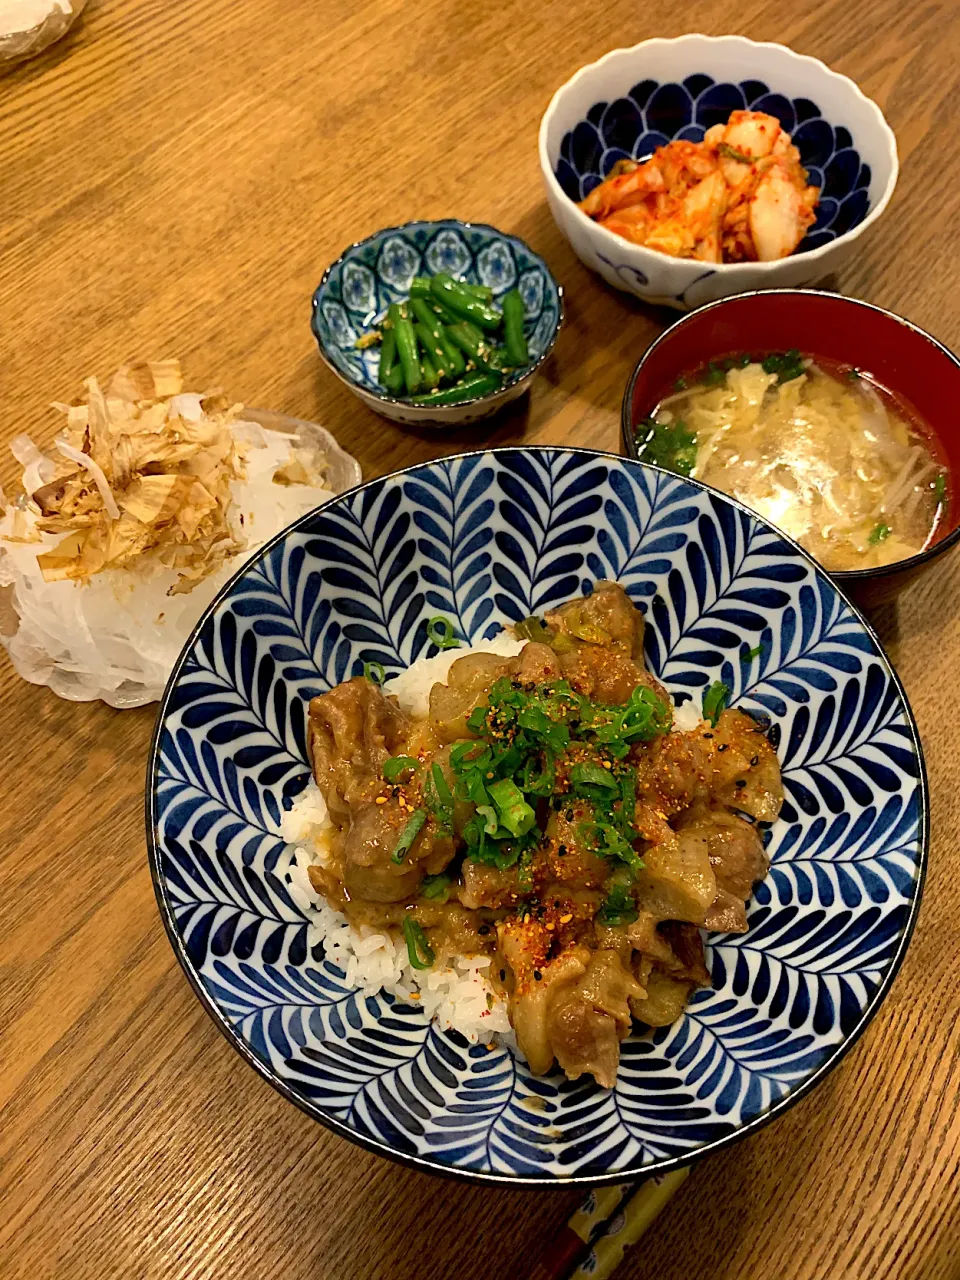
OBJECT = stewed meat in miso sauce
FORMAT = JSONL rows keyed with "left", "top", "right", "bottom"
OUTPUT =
{"left": 306, "top": 583, "right": 782, "bottom": 1087}
{"left": 637, "top": 353, "right": 948, "bottom": 571}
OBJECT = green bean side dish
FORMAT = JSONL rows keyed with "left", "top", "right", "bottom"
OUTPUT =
{"left": 356, "top": 272, "right": 531, "bottom": 405}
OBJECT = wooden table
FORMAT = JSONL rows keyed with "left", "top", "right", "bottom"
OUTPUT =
{"left": 2, "top": 2, "right": 959, "bottom": 1277}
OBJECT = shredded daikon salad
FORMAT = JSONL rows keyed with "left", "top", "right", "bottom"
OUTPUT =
{"left": 641, "top": 354, "right": 948, "bottom": 571}
{"left": 0, "top": 360, "right": 339, "bottom": 706}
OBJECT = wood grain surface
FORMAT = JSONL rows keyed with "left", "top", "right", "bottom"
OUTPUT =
{"left": 2, "top": 2, "right": 959, "bottom": 1277}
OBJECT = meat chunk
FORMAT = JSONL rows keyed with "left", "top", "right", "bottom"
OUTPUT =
{"left": 635, "top": 712, "right": 782, "bottom": 823}
{"left": 708, "top": 710, "right": 783, "bottom": 821}
{"left": 657, "top": 921, "right": 711, "bottom": 986}
{"left": 428, "top": 652, "right": 517, "bottom": 742}
{"left": 339, "top": 801, "right": 424, "bottom": 902}
{"left": 308, "top": 677, "right": 411, "bottom": 822}
{"left": 543, "top": 801, "right": 610, "bottom": 890}
{"left": 505, "top": 939, "right": 587, "bottom": 1075}
{"left": 635, "top": 729, "right": 712, "bottom": 816}
{"left": 504, "top": 940, "right": 645, "bottom": 1088}
{"left": 546, "top": 579, "right": 646, "bottom": 658}
{"left": 633, "top": 825, "right": 717, "bottom": 924}
{"left": 459, "top": 859, "right": 524, "bottom": 909}
{"left": 549, "top": 950, "right": 645, "bottom": 1088}
{"left": 557, "top": 642, "right": 666, "bottom": 706}
{"left": 516, "top": 641, "right": 563, "bottom": 684}
{"left": 676, "top": 803, "right": 770, "bottom": 934}
{"left": 630, "top": 969, "right": 695, "bottom": 1027}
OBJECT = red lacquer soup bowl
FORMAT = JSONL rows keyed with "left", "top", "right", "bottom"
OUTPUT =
{"left": 620, "top": 290, "right": 960, "bottom": 609}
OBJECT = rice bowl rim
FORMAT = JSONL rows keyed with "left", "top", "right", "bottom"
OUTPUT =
{"left": 145, "top": 445, "right": 929, "bottom": 1187}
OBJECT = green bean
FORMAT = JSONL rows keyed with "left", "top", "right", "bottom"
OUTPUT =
{"left": 377, "top": 327, "right": 398, "bottom": 384}
{"left": 414, "top": 321, "right": 451, "bottom": 380}
{"left": 380, "top": 364, "right": 404, "bottom": 394}
{"left": 389, "top": 303, "right": 421, "bottom": 394}
{"left": 437, "top": 328, "right": 466, "bottom": 377}
{"left": 409, "top": 277, "right": 433, "bottom": 298}
{"left": 410, "top": 296, "right": 445, "bottom": 339}
{"left": 408, "top": 371, "right": 502, "bottom": 405}
{"left": 501, "top": 289, "right": 529, "bottom": 367}
{"left": 419, "top": 350, "right": 440, "bottom": 391}
{"left": 430, "top": 274, "right": 502, "bottom": 332}
{"left": 444, "top": 321, "right": 497, "bottom": 370}
{"left": 429, "top": 297, "right": 461, "bottom": 326}
{"left": 457, "top": 280, "right": 494, "bottom": 301}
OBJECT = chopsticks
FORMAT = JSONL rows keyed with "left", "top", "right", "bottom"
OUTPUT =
{"left": 527, "top": 1168, "right": 690, "bottom": 1280}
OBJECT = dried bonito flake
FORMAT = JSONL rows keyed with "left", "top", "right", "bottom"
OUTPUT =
{"left": 14, "top": 360, "right": 267, "bottom": 593}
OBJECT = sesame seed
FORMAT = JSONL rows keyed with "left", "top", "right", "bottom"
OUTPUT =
{"left": 534, "top": 970, "right": 542, "bottom": 981}
{"left": 409, "top": 993, "right": 421, "bottom": 1001}
{"left": 750, "top": 755, "right": 759, "bottom": 766}
{"left": 559, "top": 913, "right": 573, "bottom": 924}
{"left": 375, "top": 796, "right": 387, "bottom": 805}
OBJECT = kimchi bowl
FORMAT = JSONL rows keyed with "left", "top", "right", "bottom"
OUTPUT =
{"left": 148, "top": 446, "right": 926, "bottom": 1186}
{"left": 538, "top": 35, "right": 898, "bottom": 310}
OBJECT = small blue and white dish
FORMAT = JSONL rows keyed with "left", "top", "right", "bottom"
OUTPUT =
{"left": 311, "top": 220, "right": 563, "bottom": 427}
{"left": 538, "top": 35, "right": 899, "bottom": 309}
{"left": 148, "top": 447, "right": 926, "bottom": 1187}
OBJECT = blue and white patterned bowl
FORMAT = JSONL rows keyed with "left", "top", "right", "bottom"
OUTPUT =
{"left": 538, "top": 35, "right": 899, "bottom": 309}
{"left": 311, "top": 221, "right": 563, "bottom": 427}
{"left": 147, "top": 448, "right": 926, "bottom": 1186}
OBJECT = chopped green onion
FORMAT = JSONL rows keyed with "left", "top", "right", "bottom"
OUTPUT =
{"left": 517, "top": 703, "right": 570, "bottom": 754}
{"left": 935, "top": 473, "right": 947, "bottom": 503}
{"left": 597, "top": 880, "right": 639, "bottom": 926}
{"left": 514, "top": 615, "right": 554, "bottom": 643}
{"left": 431, "top": 761, "right": 453, "bottom": 805}
{"left": 363, "top": 661, "right": 385, "bottom": 684}
{"left": 450, "top": 741, "right": 488, "bottom": 770}
{"left": 465, "top": 703, "right": 489, "bottom": 734}
{"left": 674, "top": 375, "right": 688, "bottom": 391}
{"left": 488, "top": 778, "right": 536, "bottom": 838}
{"left": 634, "top": 416, "right": 698, "bottom": 477}
{"left": 760, "top": 349, "right": 805, "bottom": 384}
{"left": 420, "top": 873, "right": 451, "bottom": 901}
{"left": 390, "top": 808, "right": 426, "bottom": 863}
{"left": 846, "top": 367, "right": 861, "bottom": 381}
{"left": 703, "top": 680, "right": 730, "bottom": 728}
{"left": 425, "top": 761, "right": 454, "bottom": 835}
{"left": 476, "top": 804, "right": 499, "bottom": 835}
{"left": 383, "top": 755, "right": 419, "bottom": 782}
{"left": 521, "top": 751, "right": 556, "bottom": 797}
{"left": 427, "top": 615, "right": 460, "bottom": 650}
{"left": 617, "top": 767, "right": 636, "bottom": 832}
{"left": 742, "top": 645, "right": 763, "bottom": 662}
{"left": 570, "top": 761, "right": 618, "bottom": 790}
{"left": 402, "top": 915, "right": 435, "bottom": 969}
{"left": 868, "top": 522, "right": 891, "bottom": 545}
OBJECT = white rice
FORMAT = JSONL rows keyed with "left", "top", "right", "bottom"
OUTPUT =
{"left": 384, "top": 629, "right": 526, "bottom": 717}
{"left": 278, "top": 629, "right": 695, "bottom": 1043}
